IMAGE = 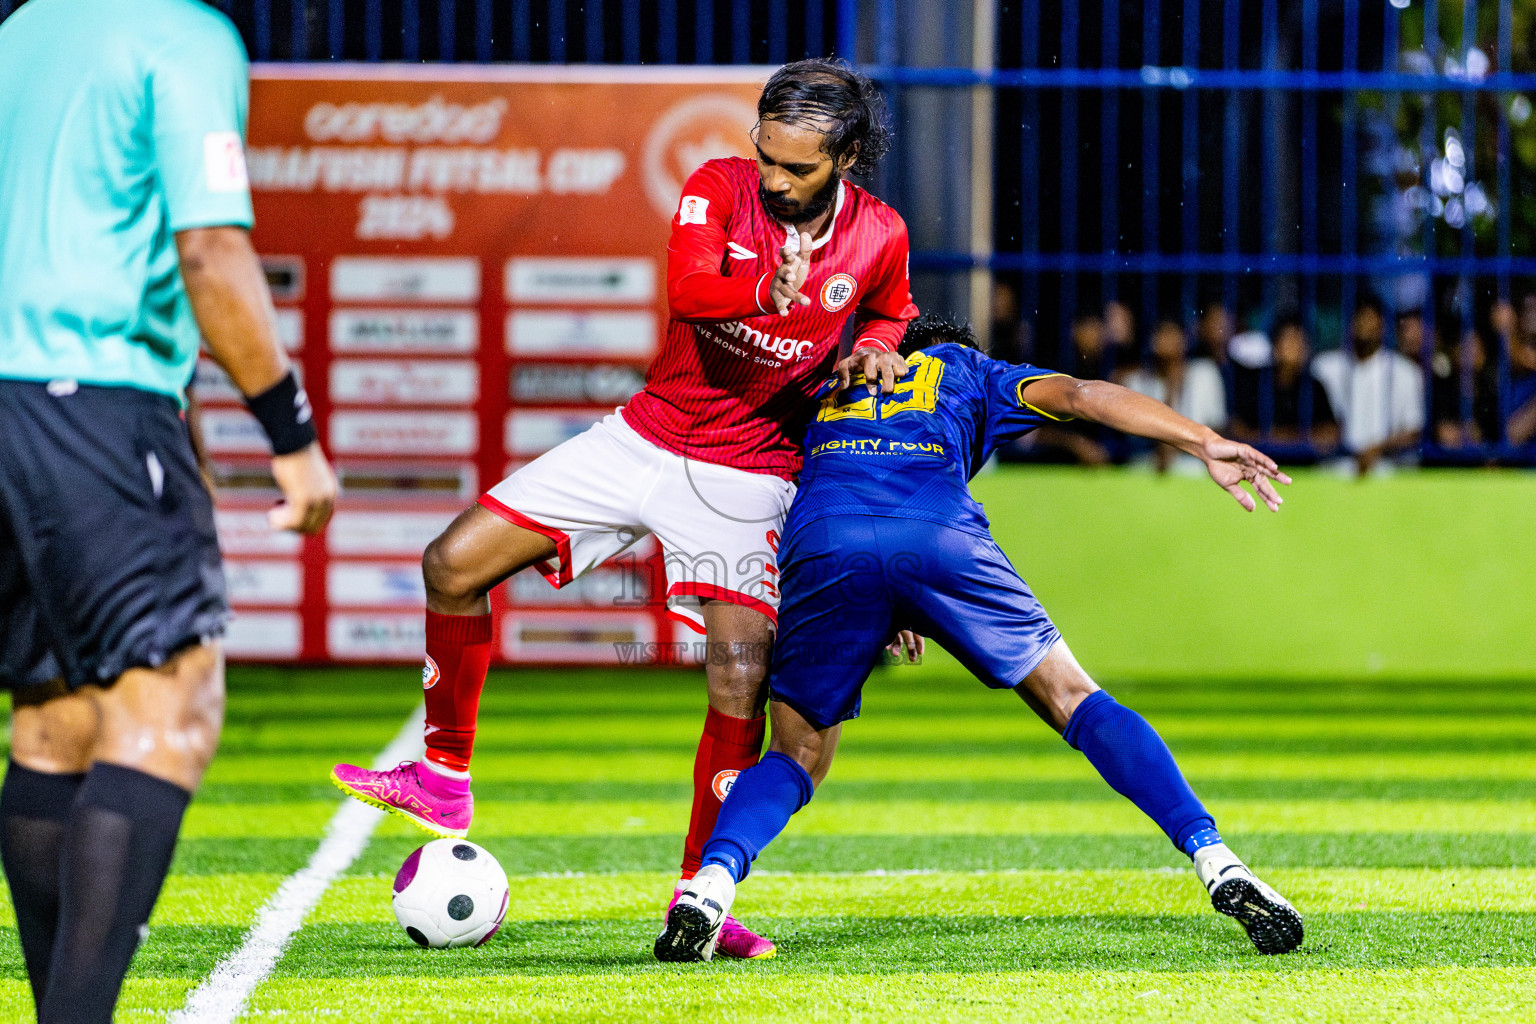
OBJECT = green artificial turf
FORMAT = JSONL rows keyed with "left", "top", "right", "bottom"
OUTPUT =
{"left": 970, "top": 466, "right": 1536, "bottom": 680}
{"left": 2, "top": 467, "right": 1534, "bottom": 1021}
{"left": 0, "top": 662, "right": 1524, "bottom": 1022}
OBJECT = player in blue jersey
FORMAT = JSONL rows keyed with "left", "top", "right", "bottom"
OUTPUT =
{"left": 656, "top": 314, "right": 1303, "bottom": 962}
{"left": 0, "top": 2, "right": 335, "bottom": 1021}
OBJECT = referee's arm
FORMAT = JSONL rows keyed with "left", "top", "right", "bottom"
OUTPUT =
{"left": 178, "top": 226, "right": 337, "bottom": 534}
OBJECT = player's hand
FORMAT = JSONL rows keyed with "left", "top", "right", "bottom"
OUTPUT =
{"left": 269, "top": 442, "right": 338, "bottom": 534}
{"left": 769, "top": 231, "right": 813, "bottom": 315}
{"left": 888, "top": 630, "right": 924, "bottom": 663}
{"left": 835, "top": 347, "right": 910, "bottom": 395}
{"left": 887, "top": 630, "right": 924, "bottom": 664}
{"left": 1197, "top": 436, "right": 1291, "bottom": 512}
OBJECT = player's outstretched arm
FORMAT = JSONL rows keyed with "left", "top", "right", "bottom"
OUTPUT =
{"left": 177, "top": 225, "right": 337, "bottom": 534}
{"left": 1020, "top": 376, "right": 1292, "bottom": 512}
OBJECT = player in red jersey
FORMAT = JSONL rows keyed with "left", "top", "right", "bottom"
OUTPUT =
{"left": 333, "top": 59, "right": 917, "bottom": 959}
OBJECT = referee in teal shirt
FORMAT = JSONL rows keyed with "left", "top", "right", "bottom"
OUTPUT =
{"left": 0, "top": 2, "right": 336, "bottom": 1020}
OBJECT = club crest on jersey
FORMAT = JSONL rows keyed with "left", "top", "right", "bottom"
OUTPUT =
{"left": 422, "top": 655, "right": 441, "bottom": 691}
{"left": 820, "top": 273, "right": 857, "bottom": 312}
{"left": 712, "top": 769, "right": 740, "bottom": 801}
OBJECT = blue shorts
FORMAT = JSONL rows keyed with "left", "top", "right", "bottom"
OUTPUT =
{"left": 0, "top": 381, "right": 227, "bottom": 691}
{"left": 768, "top": 514, "right": 1061, "bottom": 729}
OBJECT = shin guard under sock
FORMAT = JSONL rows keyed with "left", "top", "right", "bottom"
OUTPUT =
{"left": 700, "top": 752, "right": 815, "bottom": 883}
{"left": 681, "top": 707, "right": 766, "bottom": 877}
{"left": 40, "top": 763, "right": 190, "bottom": 1024}
{"left": 0, "top": 762, "right": 85, "bottom": 1006}
{"left": 1063, "top": 690, "right": 1216, "bottom": 853}
{"left": 422, "top": 611, "right": 493, "bottom": 773}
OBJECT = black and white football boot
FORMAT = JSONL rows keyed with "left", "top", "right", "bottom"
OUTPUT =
{"left": 654, "top": 864, "right": 736, "bottom": 962}
{"left": 1193, "top": 843, "right": 1304, "bottom": 955}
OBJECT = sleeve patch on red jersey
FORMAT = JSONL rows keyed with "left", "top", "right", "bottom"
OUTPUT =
{"left": 678, "top": 194, "right": 710, "bottom": 224}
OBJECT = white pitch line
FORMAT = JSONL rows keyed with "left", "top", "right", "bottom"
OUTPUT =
{"left": 169, "top": 704, "right": 426, "bottom": 1024}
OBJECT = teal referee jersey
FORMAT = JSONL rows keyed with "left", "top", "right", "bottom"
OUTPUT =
{"left": 0, "top": 0, "right": 254, "bottom": 402}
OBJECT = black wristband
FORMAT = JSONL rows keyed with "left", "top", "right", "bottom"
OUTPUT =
{"left": 244, "top": 370, "right": 317, "bottom": 456}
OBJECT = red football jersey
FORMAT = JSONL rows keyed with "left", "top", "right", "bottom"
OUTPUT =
{"left": 622, "top": 157, "right": 918, "bottom": 478}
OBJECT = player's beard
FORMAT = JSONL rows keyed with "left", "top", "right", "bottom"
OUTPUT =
{"left": 760, "top": 171, "right": 841, "bottom": 227}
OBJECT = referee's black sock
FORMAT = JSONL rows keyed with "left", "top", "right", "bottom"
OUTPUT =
{"left": 40, "top": 763, "right": 190, "bottom": 1024}
{"left": 0, "top": 761, "right": 85, "bottom": 1007}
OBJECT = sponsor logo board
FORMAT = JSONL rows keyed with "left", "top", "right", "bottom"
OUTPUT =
{"left": 262, "top": 257, "right": 306, "bottom": 301}
{"left": 501, "top": 611, "right": 656, "bottom": 664}
{"left": 195, "top": 360, "right": 305, "bottom": 404}
{"left": 504, "top": 408, "right": 608, "bottom": 456}
{"left": 192, "top": 361, "right": 243, "bottom": 403}
{"left": 330, "top": 256, "right": 480, "bottom": 302}
{"left": 200, "top": 409, "right": 270, "bottom": 453}
{"left": 333, "top": 462, "right": 478, "bottom": 500}
{"left": 510, "top": 363, "right": 645, "bottom": 404}
{"left": 328, "top": 562, "right": 429, "bottom": 606}
{"left": 274, "top": 308, "right": 305, "bottom": 351}
{"left": 216, "top": 511, "right": 304, "bottom": 555}
{"left": 330, "top": 411, "right": 477, "bottom": 455}
{"left": 330, "top": 309, "right": 478, "bottom": 353}
{"left": 224, "top": 611, "right": 302, "bottom": 658}
{"left": 505, "top": 257, "right": 655, "bottom": 304}
{"left": 326, "top": 510, "right": 458, "bottom": 555}
{"left": 642, "top": 94, "right": 759, "bottom": 220}
{"left": 330, "top": 360, "right": 479, "bottom": 404}
{"left": 327, "top": 613, "right": 426, "bottom": 660}
{"left": 505, "top": 310, "right": 653, "bottom": 357}
{"left": 224, "top": 560, "right": 304, "bottom": 606}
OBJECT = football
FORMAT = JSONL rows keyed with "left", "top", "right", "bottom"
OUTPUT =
{"left": 391, "top": 839, "right": 510, "bottom": 948}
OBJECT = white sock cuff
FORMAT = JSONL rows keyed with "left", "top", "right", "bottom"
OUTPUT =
{"left": 422, "top": 759, "right": 471, "bottom": 781}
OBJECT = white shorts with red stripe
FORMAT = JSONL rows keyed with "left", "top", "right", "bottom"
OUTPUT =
{"left": 479, "top": 411, "right": 793, "bottom": 632}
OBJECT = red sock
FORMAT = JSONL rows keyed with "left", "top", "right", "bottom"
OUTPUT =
{"left": 681, "top": 707, "right": 766, "bottom": 878}
{"left": 422, "top": 611, "right": 493, "bottom": 773}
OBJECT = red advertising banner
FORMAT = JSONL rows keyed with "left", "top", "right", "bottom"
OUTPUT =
{"left": 210, "top": 66, "right": 766, "bottom": 664}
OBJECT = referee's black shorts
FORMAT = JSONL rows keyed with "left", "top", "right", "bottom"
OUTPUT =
{"left": 0, "top": 380, "right": 227, "bottom": 692}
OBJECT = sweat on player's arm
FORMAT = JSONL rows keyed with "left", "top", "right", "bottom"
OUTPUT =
{"left": 1017, "top": 374, "right": 1292, "bottom": 512}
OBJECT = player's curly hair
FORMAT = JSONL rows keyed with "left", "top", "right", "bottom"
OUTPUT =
{"left": 757, "top": 58, "right": 892, "bottom": 177}
{"left": 898, "top": 313, "right": 979, "bottom": 358}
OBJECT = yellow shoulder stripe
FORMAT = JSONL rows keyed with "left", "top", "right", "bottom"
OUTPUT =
{"left": 1015, "top": 373, "right": 1075, "bottom": 422}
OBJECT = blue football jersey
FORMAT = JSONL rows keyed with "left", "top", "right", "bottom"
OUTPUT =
{"left": 785, "top": 343, "right": 1067, "bottom": 539}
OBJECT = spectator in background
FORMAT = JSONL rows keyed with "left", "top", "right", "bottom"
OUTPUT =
{"left": 1495, "top": 295, "right": 1536, "bottom": 447}
{"left": 1068, "top": 312, "right": 1109, "bottom": 379}
{"left": 1231, "top": 316, "right": 1339, "bottom": 455}
{"left": 1026, "top": 312, "right": 1114, "bottom": 464}
{"left": 989, "top": 279, "right": 1026, "bottom": 364}
{"left": 1103, "top": 299, "right": 1138, "bottom": 378}
{"left": 1312, "top": 295, "right": 1425, "bottom": 475}
{"left": 1398, "top": 309, "right": 1459, "bottom": 444}
{"left": 1434, "top": 326, "right": 1502, "bottom": 449}
{"left": 1195, "top": 303, "right": 1234, "bottom": 367}
{"left": 1123, "top": 320, "right": 1228, "bottom": 471}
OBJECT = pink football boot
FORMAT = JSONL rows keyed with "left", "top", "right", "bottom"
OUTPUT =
{"left": 330, "top": 760, "right": 473, "bottom": 839}
{"left": 665, "top": 883, "right": 776, "bottom": 959}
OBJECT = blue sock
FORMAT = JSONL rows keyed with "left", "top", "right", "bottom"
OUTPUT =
{"left": 699, "top": 752, "right": 814, "bottom": 883}
{"left": 1062, "top": 690, "right": 1219, "bottom": 857}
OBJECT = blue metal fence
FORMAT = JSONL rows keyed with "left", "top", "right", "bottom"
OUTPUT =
{"left": 2, "top": 0, "right": 1531, "bottom": 462}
